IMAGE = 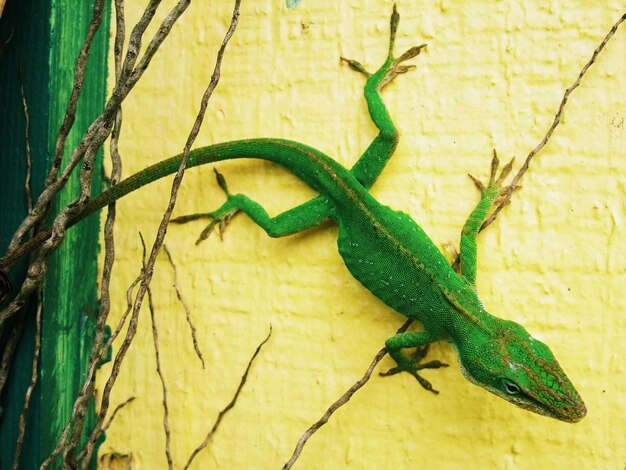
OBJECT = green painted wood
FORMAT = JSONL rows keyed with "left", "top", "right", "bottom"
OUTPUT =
{"left": 0, "top": 0, "right": 110, "bottom": 468}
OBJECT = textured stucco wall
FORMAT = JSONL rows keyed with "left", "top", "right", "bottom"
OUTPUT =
{"left": 97, "top": 1, "right": 626, "bottom": 468}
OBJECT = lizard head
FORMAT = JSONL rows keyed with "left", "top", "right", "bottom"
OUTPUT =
{"left": 456, "top": 319, "right": 586, "bottom": 422}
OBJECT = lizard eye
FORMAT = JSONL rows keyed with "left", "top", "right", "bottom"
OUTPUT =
{"left": 499, "top": 378, "right": 522, "bottom": 395}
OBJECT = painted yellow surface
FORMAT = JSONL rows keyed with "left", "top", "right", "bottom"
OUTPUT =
{"left": 96, "top": 1, "right": 626, "bottom": 468}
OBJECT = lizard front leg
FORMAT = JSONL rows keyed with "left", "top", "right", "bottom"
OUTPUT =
{"left": 382, "top": 329, "right": 448, "bottom": 394}
{"left": 459, "top": 151, "right": 515, "bottom": 286}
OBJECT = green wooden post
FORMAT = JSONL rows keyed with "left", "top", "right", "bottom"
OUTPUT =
{"left": 0, "top": 0, "right": 110, "bottom": 467}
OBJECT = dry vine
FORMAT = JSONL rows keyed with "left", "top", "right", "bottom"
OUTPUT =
{"left": 482, "top": 11, "right": 626, "bottom": 230}
{"left": 283, "top": 320, "right": 412, "bottom": 470}
{"left": 183, "top": 328, "right": 272, "bottom": 470}
{"left": 144, "top": 237, "right": 174, "bottom": 469}
{"left": 164, "top": 245, "right": 205, "bottom": 367}
{"left": 11, "top": 289, "right": 41, "bottom": 470}
{"left": 0, "top": 0, "right": 242, "bottom": 467}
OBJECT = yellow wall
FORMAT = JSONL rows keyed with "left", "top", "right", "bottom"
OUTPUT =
{"left": 97, "top": 1, "right": 626, "bottom": 468}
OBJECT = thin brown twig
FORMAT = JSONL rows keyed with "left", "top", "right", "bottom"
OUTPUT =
{"left": 0, "top": 69, "right": 35, "bottom": 405}
{"left": 0, "top": 0, "right": 182, "bottom": 330}
{"left": 76, "top": 396, "right": 135, "bottom": 466}
{"left": 143, "top": 236, "right": 174, "bottom": 469}
{"left": 78, "top": 1, "right": 242, "bottom": 466}
{"left": 4, "top": 0, "right": 109, "bottom": 267}
{"left": 19, "top": 69, "right": 33, "bottom": 212}
{"left": 0, "top": 308, "right": 27, "bottom": 412}
{"left": 60, "top": 5, "right": 129, "bottom": 465}
{"left": 0, "top": 27, "right": 14, "bottom": 62}
{"left": 0, "top": 0, "right": 109, "bottom": 337}
{"left": 45, "top": 0, "right": 107, "bottom": 188}
{"left": 102, "top": 396, "right": 136, "bottom": 433}
{"left": 482, "top": 11, "right": 626, "bottom": 231}
{"left": 25, "top": 0, "right": 163, "bottom": 252}
{"left": 40, "top": 273, "right": 142, "bottom": 469}
{"left": 163, "top": 245, "right": 205, "bottom": 368}
{"left": 183, "top": 327, "right": 272, "bottom": 470}
{"left": 283, "top": 319, "right": 413, "bottom": 470}
{"left": 60, "top": 1, "right": 128, "bottom": 459}
{"left": 12, "top": 288, "right": 42, "bottom": 470}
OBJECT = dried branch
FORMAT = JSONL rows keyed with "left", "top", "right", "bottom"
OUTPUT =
{"left": 77, "top": 1, "right": 242, "bottom": 466}
{"left": 0, "top": 26, "right": 14, "bottom": 62}
{"left": 183, "top": 327, "right": 272, "bottom": 470}
{"left": 0, "top": 69, "right": 36, "bottom": 404}
{"left": 61, "top": 12, "right": 129, "bottom": 470}
{"left": 0, "top": 309, "right": 26, "bottom": 411}
{"left": 482, "top": 11, "right": 626, "bottom": 230}
{"left": 283, "top": 319, "right": 412, "bottom": 470}
{"left": 0, "top": 0, "right": 110, "bottom": 338}
{"left": 0, "top": 0, "right": 188, "bottom": 330}
{"left": 6, "top": 0, "right": 107, "bottom": 253}
{"left": 48, "top": 0, "right": 107, "bottom": 185}
{"left": 163, "top": 245, "right": 204, "bottom": 367}
{"left": 39, "top": 273, "right": 142, "bottom": 469}
{"left": 102, "top": 396, "right": 135, "bottom": 433}
{"left": 11, "top": 289, "right": 42, "bottom": 470}
{"left": 19, "top": 69, "right": 33, "bottom": 212}
{"left": 145, "top": 238, "right": 174, "bottom": 469}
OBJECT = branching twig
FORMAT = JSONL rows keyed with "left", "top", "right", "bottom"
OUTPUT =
{"left": 5, "top": 0, "right": 107, "bottom": 255}
{"left": 11, "top": 289, "right": 42, "bottom": 470}
{"left": 283, "top": 319, "right": 412, "bottom": 470}
{"left": 59, "top": 2, "right": 128, "bottom": 465}
{"left": 0, "top": 0, "right": 189, "bottom": 331}
{"left": 19, "top": 69, "right": 33, "bottom": 212}
{"left": 0, "top": 0, "right": 109, "bottom": 340}
{"left": 39, "top": 273, "right": 142, "bottom": 469}
{"left": 0, "top": 26, "right": 14, "bottom": 62}
{"left": 77, "top": 1, "right": 242, "bottom": 466}
{"left": 482, "top": 11, "right": 626, "bottom": 231}
{"left": 183, "top": 327, "right": 272, "bottom": 470}
{"left": 0, "top": 70, "right": 35, "bottom": 405}
{"left": 76, "top": 396, "right": 135, "bottom": 464}
{"left": 102, "top": 396, "right": 135, "bottom": 433}
{"left": 144, "top": 237, "right": 174, "bottom": 469}
{"left": 163, "top": 245, "right": 205, "bottom": 367}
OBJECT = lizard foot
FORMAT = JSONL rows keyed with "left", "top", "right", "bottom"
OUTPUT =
{"left": 380, "top": 344, "right": 449, "bottom": 394}
{"left": 468, "top": 149, "right": 517, "bottom": 204}
{"left": 171, "top": 169, "right": 240, "bottom": 245}
{"left": 340, "top": 5, "right": 426, "bottom": 91}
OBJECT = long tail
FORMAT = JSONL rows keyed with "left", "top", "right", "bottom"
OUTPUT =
{"left": 0, "top": 138, "right": 352, "bottom": 272}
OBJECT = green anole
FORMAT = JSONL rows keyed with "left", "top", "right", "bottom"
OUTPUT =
{"left": 0, "top": 6, "right": 586, "bottom": 422}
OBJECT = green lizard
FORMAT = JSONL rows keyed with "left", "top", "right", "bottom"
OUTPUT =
{"left": 0, "top": 6, "right": 585, "bottom": 422}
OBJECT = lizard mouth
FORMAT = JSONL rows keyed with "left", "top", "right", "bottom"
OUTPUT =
{"left": 512, "top": 390, "right": 587, "bottom": 423}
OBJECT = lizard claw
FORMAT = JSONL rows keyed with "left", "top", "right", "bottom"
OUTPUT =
{"left": 171, "top": 208, "right": 239, "bottom": 245}
{"left": 380, "top": 345, "right": 448, "bottom": 394}
{"left": 170, "top": 169, "right": 240, "bottom": 244}
{"left": 341, "top": 5, "right": 426, "bottom": 90}
{"left": 468, "top": 149, "right": 517, "bottom": 202}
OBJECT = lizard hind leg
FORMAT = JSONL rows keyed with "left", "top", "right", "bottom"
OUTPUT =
{"left": 171, "top": 168, "right": 335, "bottom": 243}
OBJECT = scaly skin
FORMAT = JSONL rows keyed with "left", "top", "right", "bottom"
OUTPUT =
{"left": 0, "top": 6, "right": 585, "bottom": 422}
